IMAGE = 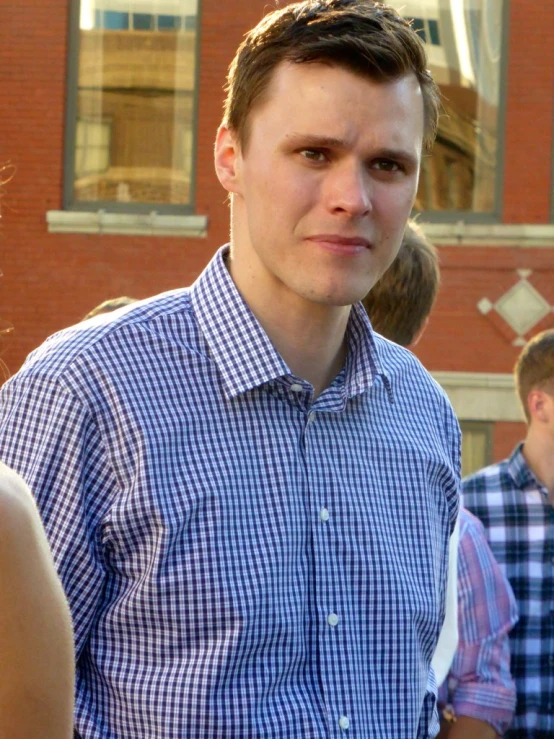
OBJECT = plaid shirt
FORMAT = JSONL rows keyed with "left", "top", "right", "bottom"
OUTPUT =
{"left": 463, "top": 445, "right": 554, "bottom": 738}
{"left": 438, "top": 509, "right": 518, "bottom": 733}
{"left": 0, "top": 246, "right": 459, "bottom": 738}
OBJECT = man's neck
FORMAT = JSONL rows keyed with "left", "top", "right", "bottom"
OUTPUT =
{"left": 258, "top": 302, "right": 350, "bottom": 398}
{"left": 227, "top": 259, "right": 351, "bottom": 398}
{"left": 521, "top": 429, "right": 554, "bottom": 503}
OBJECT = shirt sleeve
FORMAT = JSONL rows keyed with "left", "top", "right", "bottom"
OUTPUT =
{"left": 0, "top": 371, "right": 118, "bottom": 659}
{"left": 442, "top": 510, "right": 518, "bottom": 734}
{"left": 431, "top": 515, "right": 460, "bottom": 686}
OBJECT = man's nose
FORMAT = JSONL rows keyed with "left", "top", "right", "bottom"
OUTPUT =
{"left": 325, "top": 161, "right": 372, "bottom": 217}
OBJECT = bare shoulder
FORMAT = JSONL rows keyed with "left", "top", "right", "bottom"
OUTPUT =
{"left": 0, "top": 462, "right": 43, "bottom": 545}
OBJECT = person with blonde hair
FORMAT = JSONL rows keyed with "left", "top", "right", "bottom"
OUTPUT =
{"left": 0, "top": 463, "right": 74, "bottom": 739}
{"left": 464, "top": 329, "right": 554, "bottom": 738}
{"left": 364, "top": 222, "right": 518, "bottom": 738}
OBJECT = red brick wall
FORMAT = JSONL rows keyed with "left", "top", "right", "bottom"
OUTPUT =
{"left": 0, "top": 0, "right": 270, "bottom": 374}
{"left": 416, "top": 245, "right": 554, "bottom": 373}
{"left": 493, "top": 421, "right": 526, "bottom": 462}
{"left": 502, "top": 0, "right": 554, "bottom": 223}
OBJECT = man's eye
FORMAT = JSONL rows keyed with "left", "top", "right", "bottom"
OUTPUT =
{"left": 300, "top": 149, "right": 327, "bottom": 163}
{"left": 373, "top": 159, "right": 402, "bottom": 172}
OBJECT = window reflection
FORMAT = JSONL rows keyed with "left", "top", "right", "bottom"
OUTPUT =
{"left": 74, "top": 0, "right": 199, "bottom": 207}
{"left": 393, "top": 0, "right": 504, "bottom": 213}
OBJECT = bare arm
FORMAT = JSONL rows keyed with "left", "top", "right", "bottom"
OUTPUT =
{"left": 0, "top": 463, "right": 75, "bottom": 739}
{"left": 439, "top": 715, "right": 498, "bottom": 739}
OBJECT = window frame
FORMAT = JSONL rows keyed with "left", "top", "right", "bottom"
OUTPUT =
{"left": 459, "top": 420, "right": 494, "bottom": 477}
{"left": 410, "top": 0, "right": 511, "bottom": 224}
{"left": 63, "top": 0, "right": 203, "bottom": 215}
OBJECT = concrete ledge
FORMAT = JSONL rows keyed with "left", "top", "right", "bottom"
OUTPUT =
{"left": 421, "top": 222, "right": 554, "bottom": 247}
{"left": 432, "top": 371, "right": 523, "bottom": 422}
{"left": 46, "top": 210, "right": 208, "bottom": 238}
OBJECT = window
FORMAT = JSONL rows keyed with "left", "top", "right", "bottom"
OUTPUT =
{"left": 393, "top": 1, "right": 506, "bottom": 216}
{"left": 460, "top": 421, "right": 493, "bottom": 477}
{"left": 67, "top": 0, "right": 200, "bottom": 211}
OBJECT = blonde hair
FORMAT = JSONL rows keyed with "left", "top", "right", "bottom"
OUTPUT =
{"left": 514, "top": 329, "right": 554, "bottom": 423}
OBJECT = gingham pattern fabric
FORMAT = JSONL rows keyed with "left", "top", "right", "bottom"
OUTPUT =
{"left": 438, "top": 509, "right": 518, "bottom": 733}
{"left": 463, "top": 445, "right": 554, "bottom": 738}
{"left": 0, "top": 246, "right": 460, "bottom": 738}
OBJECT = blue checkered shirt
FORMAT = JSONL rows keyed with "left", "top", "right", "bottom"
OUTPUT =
{"left": 0, "top": 246, "right": 460, "bottom": 738}
{"left": 463, "top": 444, "right": 554, "bottom": 738}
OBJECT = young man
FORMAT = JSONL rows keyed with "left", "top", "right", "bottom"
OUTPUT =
{"left": 364, "top": 222, "right": 518, "bottom": 739}
{"left": 0, "top": 3, "right": 459, "bottom": 736}
{"left": 463, "top": 329, "right": 554, "bottom": 738}
{"left": 0, "top": 462, "right": 74, "bottom": 739}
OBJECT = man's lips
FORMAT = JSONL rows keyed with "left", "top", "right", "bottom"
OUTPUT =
{"left": 306, "top": 235, "right": 373, "bottom": 250}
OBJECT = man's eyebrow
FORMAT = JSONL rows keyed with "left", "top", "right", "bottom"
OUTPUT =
{"left": 285, "top": 133, "right": 348, "bottom": 148}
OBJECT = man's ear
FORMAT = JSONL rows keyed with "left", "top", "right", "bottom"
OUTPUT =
{"left": 527, "top": 389, "right": 550, "bottom": 423}
{"left": 214, "top": 125, "right": 242, "bottom": 195}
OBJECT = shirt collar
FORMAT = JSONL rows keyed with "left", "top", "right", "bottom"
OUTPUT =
{"left": 190, "top": 245, "right": 389, "bottom": 401}
{"left": 507, "top": 442, "right": 546, "bottom": 494}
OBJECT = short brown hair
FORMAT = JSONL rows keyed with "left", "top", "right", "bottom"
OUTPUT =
{"left": 362, "top": 220, "right": 439, "bottom": 347}
{"left": 514, "top": 329, "right": 554, "bottom": 423}
{"left": 223, "top": 0, "right": 441, "bottom": 152}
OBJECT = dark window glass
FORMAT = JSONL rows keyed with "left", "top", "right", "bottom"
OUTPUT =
{"left": 103, "top": 11, "right": 129, "bottom": 30}
{"left": 133, "top": 13, "right": 154, "bottom": 31}
{"left": 158, "top": 14, "right": 181, "bottom": 32}
{"left": 428, "top": 19, "right": 440, "bottom": 46}
{"left": 411, "top": 17, "right": 427, "bottom": 43}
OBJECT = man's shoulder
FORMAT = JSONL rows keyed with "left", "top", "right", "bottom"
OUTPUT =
{"left": 373, "top": 333, "right": 453, "bottom": 406}
{"left": 16, "top": 289, "right": 196, "bottom": 385}
{"left": 462, "top": 458, "right": 511, "bottom": 493}
{"left": 461, "top": 458, "right": 517, "bottom": 520}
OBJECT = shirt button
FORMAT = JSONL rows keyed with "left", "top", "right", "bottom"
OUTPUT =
{"left": 338, "top": 715, "right": 350, "bottom": 730}
{"left": 327, "top": 613, "right": 339, "bottom": 627}
{"left": 320, "top": 508, "right": 330, "bottom": 522}
{"left": 290, "top": 383, "right": 303, "bottom": 392}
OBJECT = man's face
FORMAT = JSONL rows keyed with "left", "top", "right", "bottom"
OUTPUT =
{"left": 215, "top": 61, "right": 425, "bottom": 312}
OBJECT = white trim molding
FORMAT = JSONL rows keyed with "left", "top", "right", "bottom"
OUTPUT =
{"left": 46, "top": 210, "right": 208, "bottom": 238}
{"left": 421, "top": 222, "right": 554, "bottom": 247}
{"left": 432, "top": 371, "right": 524, "bottom": 422}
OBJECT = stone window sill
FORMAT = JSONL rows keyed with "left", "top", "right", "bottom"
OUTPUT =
{"left": 46, "top": 210, "right": 208, "bottom": 238}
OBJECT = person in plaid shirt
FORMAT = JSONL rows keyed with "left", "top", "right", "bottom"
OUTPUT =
{"left": 463, "top": 329, "right": 554, "bottom": 738}
{"left": 364, "top": 221, "right": 519, "bottom": 738}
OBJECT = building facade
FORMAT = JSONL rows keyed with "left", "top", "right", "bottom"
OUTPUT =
{"left": 1, "top": 0, "right": 553, "bottom": 473}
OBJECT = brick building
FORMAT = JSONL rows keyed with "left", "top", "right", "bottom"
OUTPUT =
{"left": 1, "top": 0, "right": 553, "bottom": 474}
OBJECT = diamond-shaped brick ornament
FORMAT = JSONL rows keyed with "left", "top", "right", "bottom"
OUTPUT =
{"left": 477, "top": 298, "right": 493, "bottom": 315}
{"left": 477, "top": 272, "right": 553, "bottom": 346}
{"left": 494, "top": 280, "right": 551, "bottom": 336}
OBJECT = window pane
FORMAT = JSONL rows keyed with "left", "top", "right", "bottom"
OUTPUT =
{"left": 158, "top": 14, "right": 181, "bottom": 32}
{"left": 74, "top": 0, "right": 199, "bottom": 207}
{"left": 428, "top": 19, "right": 440, "bottom": 46}
{"left": 460, "top": 421, "right": 493, "bottom": 477}
{"left": 133, "top": 13, "right": 154, "bottom": 31}
{"left": 412, "top": 18, "right": 427, "bottom": 44}
{"left": 393, "top": 1, "right": 505, "bottom": 213}
{"left": 104, "top": 11, "right": 129, "bottom": 30}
